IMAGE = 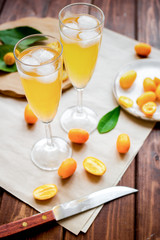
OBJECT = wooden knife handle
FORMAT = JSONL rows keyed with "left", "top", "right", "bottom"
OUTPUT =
{"left": 0, "top": 210, "right": 56, "bottom": 238}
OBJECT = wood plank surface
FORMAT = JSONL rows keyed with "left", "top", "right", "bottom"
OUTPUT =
{"left": 136, "top": 1, "right": 160, "bottom": 239}
{"left": 0, "top": 0, "right": 160, "bottom": 239}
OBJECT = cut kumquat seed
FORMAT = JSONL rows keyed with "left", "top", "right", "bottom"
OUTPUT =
{"left": 116, "top": 134, "right": 130, "bottom": 154}
{"left": 68, "top": 128, "right": 89, "bottom": 144}
{"left": 118, "top": 96, "right": 133, "bottom": 108}
{"left": 33, "top": 184, "right": 58, "bottom": 200}
{"left": 83, "top": 157, "right": 106, "bottom": 176}
{"left": 141, "top": 101, "right": 157, "bottom": 116}
{"left": 58, "top": 158, "right": 77, "bottom": 179}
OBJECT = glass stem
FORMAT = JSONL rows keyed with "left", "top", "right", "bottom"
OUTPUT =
{"left": 77, "top": 88, "right": 83, "bottom": 113}
{"left": 44, "top": 122, "right": 54, "bottom": 146}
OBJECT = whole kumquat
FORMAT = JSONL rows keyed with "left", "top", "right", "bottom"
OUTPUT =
{"left": 136, "top": 91, "right": 156, "bottom": 107}
{"left": 24, "top": 104, "right": 38, "bottom": 124}
{"left": 141, "top": 101, "right": 157, "bottom": 117}
{"left": 83, "top": 157, "right": 106, "bottom": 176}
{"left": 143, "top": 77, "right": 156, "bottom": 92}
{"left": 58, "top": 158, "right": 77, "bottom": 179}
{"left": 33, "top": 184, "right": 58, "bottom": 200}
{"left": 155, "top": 84, "right": 160, "bottom": 100}
{"left": 3, "top": 52, "right": 15, "bottom": 65}
{"left": 68, "top": 128, "right": 89, "bottom": 144}
{"left": 116, "top": 133, "right": 130, "bottom": 154}
{"left": 134, "top": 42, "right": 151, "bottom": 57}
{"left": 118, "top": 96, "right": 133, "bottom": 108}
{"left": 154, "top": 77, "right": 160, "bottom": 86}
{"left": 119, "top": 70, "right": 137, "bottom": 89}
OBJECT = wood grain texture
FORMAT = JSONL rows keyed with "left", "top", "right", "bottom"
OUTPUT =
{"left": 0, "top": 209, "right": 56, "bottom": 238}
{"left": 136, "top": 124, "right": 160, "bottom": 240}
{"left": 136, "top": 1, "right": 160, "bottom": 239}
{"left": 93, "top": 0, "right": 136, "bottom": 37}
{"left": 0, "top": 192, "right": 63, "bottom": 240}
{"left": 137, "top": 0, "right": 160, "bottom": 47}
{"left": 0, "top": 0, "right": 92, "bottom": 24}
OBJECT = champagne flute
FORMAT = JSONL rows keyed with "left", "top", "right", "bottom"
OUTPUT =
{"left": 14, "top": 34, "right": 72, "bottom": 171}
{"left": 59, "top": 3, "right": 104, "bottom": 133}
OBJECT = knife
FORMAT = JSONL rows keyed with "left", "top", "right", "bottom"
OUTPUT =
{"left": 0, "top": 186, "right": 137, "bottom": 238}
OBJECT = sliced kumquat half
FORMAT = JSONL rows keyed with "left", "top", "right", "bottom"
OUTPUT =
{"left": 118, "top": 96, "right": 133, "bottom": 108}
{"left": 141, "top": 101, "right": 157, "bottom": 117}
{"left": 33, "top": 184, "right": 58, "bottom": 200}
{"left": 83, "top": 157, "right": 106, "bottom": 176}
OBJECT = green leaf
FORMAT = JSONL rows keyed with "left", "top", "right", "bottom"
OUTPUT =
{"left": 0, "top": 26, "right": 42, "bottom": 46}
{"left": 97, "top": 106, "right": 120, "bottom": 133}
{"left": 0, "top": 45, "right": 17, "bottom": 72}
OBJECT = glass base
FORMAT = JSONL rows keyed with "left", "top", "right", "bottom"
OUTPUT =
{"left": 60, "top": 106, "right": 98, "bottom": 133}
{"left": 31, "top": 137, "right": 72, "bottom": 171}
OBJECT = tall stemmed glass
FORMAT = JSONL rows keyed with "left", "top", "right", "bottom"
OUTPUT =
{"left": 59, "top": 3, "right": 104, "bottom": 133}
{"left": 14, "top": 34, "right": 72, "bottom": 171}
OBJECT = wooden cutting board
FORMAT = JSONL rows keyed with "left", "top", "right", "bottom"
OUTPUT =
{"left": 0, "top": 17, "right": 72, "bottom": 98}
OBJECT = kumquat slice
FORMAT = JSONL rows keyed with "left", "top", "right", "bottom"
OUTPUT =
{"left": 33, "top": 184, "right": 58, "bottom": 200}
{"left": 83, "top": 157, "right": 106, "bottom": 176}
{"left": 118, "top": 96, "right": 133, "bottom": 108}
{"left": 141, "top": 101, "right": 157, "bottom": 117}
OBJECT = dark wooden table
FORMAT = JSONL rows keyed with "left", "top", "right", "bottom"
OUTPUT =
{"left": 0, "top": 0, "right": 160, "bottom": 239}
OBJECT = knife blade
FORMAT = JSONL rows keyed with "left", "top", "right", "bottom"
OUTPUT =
{"left": 0, "top": 186, "right": 137, "bottom": 238}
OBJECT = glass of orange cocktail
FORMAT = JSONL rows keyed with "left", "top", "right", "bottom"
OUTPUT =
{"left": 14, "top": 34, "right": 72, "bottom": 171}
{"left": 59, "top": 3, "right": 104, "bottom": 133}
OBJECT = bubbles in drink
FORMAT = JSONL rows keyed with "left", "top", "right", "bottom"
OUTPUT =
{"left": 77, "top": 15, "right": 98, "bottom": 29}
